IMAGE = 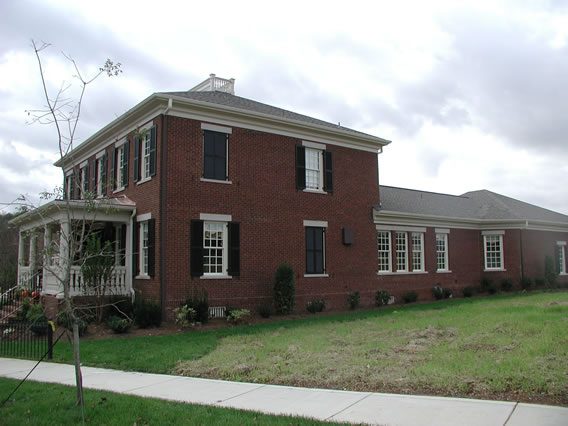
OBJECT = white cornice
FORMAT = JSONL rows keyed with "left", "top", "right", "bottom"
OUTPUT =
{"left": 373, "top": 209, "right": 568, "bottom": 233}
{"left": 54, "top": 92, "right": 391, "bottom": 169}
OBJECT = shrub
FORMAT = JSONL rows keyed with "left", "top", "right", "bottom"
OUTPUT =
{"left": 402, "top": 291, "right": 418, "bottom": 304}
{"left": 56, "top": 311, "right": 88, "bottom": 336}
{"left": 185, "top": 287, "right": 209, "bottom": 323}
{"left": 520, "top": 277, "right": 532, "bottom": 291}
{"left": 544, "top": 255, "right": 558, "bottom": 287}
{"left": 500, "top": 278, "right": 514, "bottom": 292}
{"left": 442, "top": 288, "right": 453, "bottom": 299}
{"left": 433, "top": 285, "right": 444, "bottom": 300}
{"left": 133, "top": 299, "right": 162, "bottom": 328}
{"left": 481, "top": 277, "right": 497, "bottom": 294}
{"left": 258, "top": 304, "right": 272, "bottom": 319}
{"left": 227, "top": 309, "right": 250, "bottom": 324}
{"left": 535, "top": 277, "right": 546, "bottom": 287}
{"left": 462, "top": 287, "right": 474, "bottom": 298}
{"left": 347, "top": 290, "right": 360, "bottom": 310}
{"left": 306, "top": 299, "right": 326, "bottom": 314}
{"left": 16, "top": 297, "right": 31, "bottom": 321}
{"left": 26, "top": 303, "right": 48, "bottom": 336}
{"left": 224, "top": 305, "right": 234, "bottom": 318}
{"left": 107, "top": 296, "right": 134, "bottom": 320}
{"left": 173, "top": 305, "right": 198, "bottom": 327}
{"left": 274, "top": 263, "right": 295, "bottom": 314}
{"left": 375, "top": 290, "right": 390, "bottom": 306}
{"left": 106, "top": 315, "right": 132, "bottom": 334}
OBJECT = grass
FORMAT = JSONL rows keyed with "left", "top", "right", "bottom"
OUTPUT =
{"left": 0, "top": 378, "right": 341, "bottom": 425}
{"left": 50, "top": 291, "right": 568, "bottom": 405}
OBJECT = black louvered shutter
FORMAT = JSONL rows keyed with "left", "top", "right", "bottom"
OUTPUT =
{"left": 324, "top": 150, "right": 333, "bottom": 192}
{"left": 296, "top": 145, "right": 306, "bottom": 190}
{"left": 228, "top": 222, "right": 240, "bottom": 277}
{"left": 70, "top": 173, "right": 75, "bottom": 200}
{"left": 190, "top": 220, "right": 204, "bottom": 277}
{"left": 110, "top": 148, "right": 116, "bottom": 191}
{"left": 132, "top": 221, "right": 139, "bottom": 278}
{"left": 84, "top": 162, "right": 90, "bottom": 194}
{"left": 133, "top": 135, "right": 140, "bottom": 183}
{"left": 149, "top": 125, "right": 157, "bottom": 177}
{"left": 148, "top": 218, "right": 155, "bottom": 278}
{"left": 555, "top": 245, "right": 562, "bottom": 274}
{"left": 63, "top": 176, "right": 68, "bottom": 200}
{"left": 123, "top": 140, "right": 129, "bottom": 187}
{"left": 101, "top": 153, "right": 107, "bottom": 195}
{"left": 91, "top": 159, "right": 96, "bottom": 194}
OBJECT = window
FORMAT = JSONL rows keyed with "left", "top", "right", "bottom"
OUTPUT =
{"left": 557, "top": 242, "right": 566, "bottom": 275}
{"left": 203, "top": 130, "right": 228, "bottom": 181}
{"left": 96, "top": 153, "right": 107, "bottom": 197}
{"left": 111, "top": 142, "right": 129, "bottom": 191}
{"left": 190, "top": 215, "right": 239, "bottom": 278}
{"left": 134, "top": 126, "right": 156, "bottom": 183}
{"left": 296, "top": 143, "right": 333, "bottom": 192}
{"left": 64, "top": 173, "right": 74, "bottom": 200}
{"left": 483, "top": 233, "right": 504, "bottom": 270}
{"left": 436, "top": 233, "right": 449, "bottom": 271}
{"left": 377, "top": 231, "right": 391, "bottom": 272}
{"left": 140, "top": 222, "right": 149, "bottom": 276}
{"left": 305, "top": 226, "right": 326, "bottom": 275}
{"left": 134, "top": 215, "right": 154, "bottom": 278}
{"left": 395, "top": 232, "right": 408, "bottom": 272}
{"left": 80, "top": 164, "right": 89, "bottom": 199}
{"left": 411, "top": 232, "right": 424, "bottom": 272}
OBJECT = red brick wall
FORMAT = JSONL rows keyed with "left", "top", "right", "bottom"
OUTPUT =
{"left": 522, "top": 229, "right": 568, "bottom": 282}
{"left": 162, "top": 117, "right": 381, "bottom": 316}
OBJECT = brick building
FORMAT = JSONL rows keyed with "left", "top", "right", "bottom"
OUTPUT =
{"left": 12, "top": 75, "right": 568, "bottom": 318}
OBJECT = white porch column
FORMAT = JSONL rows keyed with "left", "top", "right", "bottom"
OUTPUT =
{"left": 44, "top": 225, "right": 52, "bottom": 266}
{"left": 29, "top": 233, "right": 38, "bottom": 290}
{"left": 59, "top": 220, "right": 70, "bottom": 268}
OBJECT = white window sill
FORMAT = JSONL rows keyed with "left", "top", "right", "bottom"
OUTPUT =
{"left": 376, "top": 271, "right": 428, "bottom": 276}
{"left": 200, "top": 274, "right": 232, "bottom": 280}
{"left": 200, "top": 178, "right": 232, "bottom": 185}
{"left": 560, "top": 272, "right": 567, "bottom": 276}
{"left": 303, "top": 188, "right": 327, "bottom": 195}
{"left": 304, "top": 273, "right": 329, "bottom": 278}
{"left": 136, "top": 177, "right": 152, "bottom": 185}
{"left": 135, "top": 274, "right": 150, "bottom": 280}
{"left": 436, "top": 270, "right": 452, "bottom": 274}
{"left": 113, "top": 187, "right": 125, "bottom": 194}
{"left": 483, "top": 268, "right": 506, "bottom": 272}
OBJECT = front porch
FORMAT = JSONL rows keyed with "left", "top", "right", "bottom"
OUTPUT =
{"left": 11, "top": 197, "right": 136, "bottom": 299}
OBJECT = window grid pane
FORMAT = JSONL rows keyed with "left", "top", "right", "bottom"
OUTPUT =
{"left": 436, "top": 234, "right": 448, "bottom": 271}
{"left": 117, "top": 147, "right": 124, "bottom": 188}
{"left": 560, "top": 246, "right": 566, "bottom": 274}
{"left": 97, "top": 159, "right": 103, "bottom": 196}
{"left": 305, "top": 148, "right": 321, "bottom": 190}
{"left": 143, "top": 134, "right": 151, "bottom": 179}
{"left": 141, "top": 222, "right": 149, "bottom": 275}
{"left": 411, "top": 232, "right": 423, "bottom": 272}
{"left": 395, "top": 232, "right": 407, "bottom": 272}
{"left": 204, "top": 222, "right": 224, "bottom": 274}
{"left": 377, "top": 231, "right": 391, "bottom": 272}
{"left": 485, "top": 235, "right": 502, "bottom": 269}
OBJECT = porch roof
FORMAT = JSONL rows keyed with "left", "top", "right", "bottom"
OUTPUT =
{"left": 10, "top": 196, "right": 136, "bottom": 231}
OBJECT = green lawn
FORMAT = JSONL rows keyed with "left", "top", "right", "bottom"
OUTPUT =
{"left": 52, "top": 291, "right": 568, "bottom": 405}
{"left": 0, "top": 378, "right": 340, "bottom": 425}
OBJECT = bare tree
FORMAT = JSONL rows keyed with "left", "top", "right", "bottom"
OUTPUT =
{"left": 24, "top": 40, "right": 122, "bottom": 411}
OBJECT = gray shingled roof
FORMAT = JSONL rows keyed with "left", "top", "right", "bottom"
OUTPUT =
{"left": 379, "top": 186, "right": 568, "bottom": 223}
{"left": 161, "top": 90, "right": 375, "bottom": 138}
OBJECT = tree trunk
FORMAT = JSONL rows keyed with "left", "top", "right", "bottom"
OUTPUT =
{"left": 72, "top": 322, "right": 84, "bottom": 406}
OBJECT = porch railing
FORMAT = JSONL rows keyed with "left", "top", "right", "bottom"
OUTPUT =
{"left": 68, "top": 265, "right": 128, "bottom": 297}
{"left": 17, "top": 266, "right": 42, "bottom": 293}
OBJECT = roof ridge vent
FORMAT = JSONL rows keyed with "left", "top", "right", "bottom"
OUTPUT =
{"left": 190, "top": 73, "right": 235, "bottom": 94}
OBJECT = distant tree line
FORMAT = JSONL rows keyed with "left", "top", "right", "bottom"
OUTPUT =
{"left": 0, "top": 213, "right": 19, "bottom": 290}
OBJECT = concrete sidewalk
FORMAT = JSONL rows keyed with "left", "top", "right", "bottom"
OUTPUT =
{"left": 1, "top": 358, "right": 566, "bottom": 425}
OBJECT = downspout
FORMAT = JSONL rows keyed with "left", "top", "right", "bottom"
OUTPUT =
{"left": 129, "top": 207, "right": 137, "bottom": 303}
{"left": 159, "top": 98, "right": 171, "bottom": 319}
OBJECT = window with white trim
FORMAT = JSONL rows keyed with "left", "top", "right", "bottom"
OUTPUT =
{"left": 395, "top": 232, "right": 408, "bottom": 272}
{"left": 64, "top": 173, "right": 74, "bottom": 199}
{"left": 80, "top": 166, "right": 89, "bottom": 199}
{"left": 377, "top": 231, "right": 391, "bottom": 272}
{"left": 116, "top": 145, "right": 125, "bottom": 189}
{"left": 305, "top": 148, "right": 323, "bottom": 190}
{"left": 484, "top": 234, "right": 503, "bottom": 270}
{"left": 557, "top": 242, "right": 566, "bottom": 275}
{"left": 306, "top": 226, "right": 326, "bottom": 274}
{"left": 436, "top": 233, "right": 448, "bottom": 271}
{"left": 411, "top": 232, "right": 424, "bottom": 272}
{"left": 203, "top": 222, "right": 227, "bottom": 275}
{"left": 139, "top": 221, "right": 149, "bottom": 276}
{"left": 142, "top": 132, "right": 151, "bottom": 180}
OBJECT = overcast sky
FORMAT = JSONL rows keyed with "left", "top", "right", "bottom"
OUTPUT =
{"left": 1, "top": 0, "right": 567, "bottom": 215}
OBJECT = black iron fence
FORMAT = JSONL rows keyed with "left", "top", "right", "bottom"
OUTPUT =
{"left": 0, "top": 319, "right": 53, "bottom": 360}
